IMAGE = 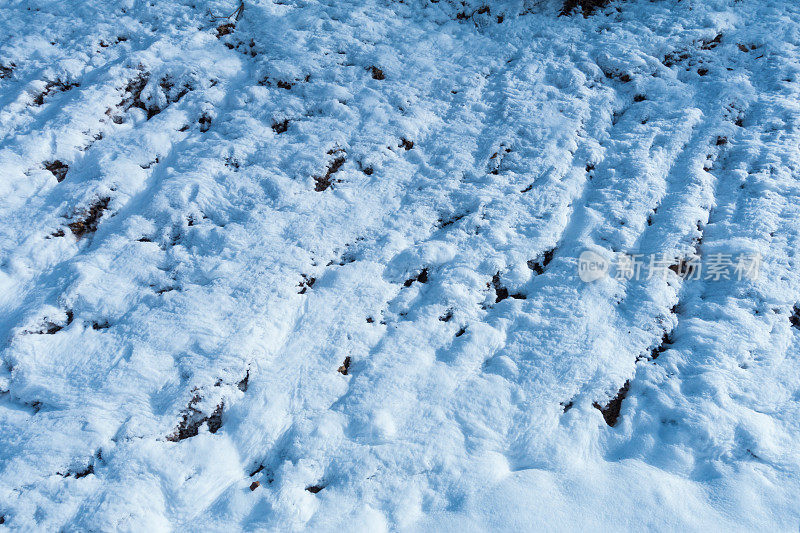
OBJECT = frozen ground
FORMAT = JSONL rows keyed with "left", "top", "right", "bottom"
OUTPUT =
{"left": 1, "top": 0, "right": 800, "bottom": 530}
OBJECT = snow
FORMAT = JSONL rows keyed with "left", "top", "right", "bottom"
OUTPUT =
{"left": 1, "top": 0, "right": 800, "bottom": 529}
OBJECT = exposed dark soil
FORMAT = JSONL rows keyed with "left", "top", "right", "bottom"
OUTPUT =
{"left": 314, "top": 154, "right": 346, "bottom": 192}
{"left": 67, "top": 197, "right": 110, "bottom": 239}
{"left": 790, "top": 305, "right": 800, "bottom": 329}
{"left": 25, "top": 310, "right": 74, "bottom": 335}
{"left": 272, "top": 119, "right": 289, "bottom": 134}
{"left": 44, "top": 160, "right": 69, "bottom": 182}
{"left": 647, "top": 332, "right": 673, "bottom": 361}
{"left": 298, "top": 274, "right": 316, "bottom": 294}
{"left": 593, "top": 380, "right": 630, "bottom": 427}
{"left": 561, "top": 0, "right": 611, "bottom": 16}
{"left": 404, "top": 268, "right": 428, "bottom": 287}
{"left": 491, "top": 272, "right": 526, "bottom": 303}
{"left": 216, "top": 23, "right": 236, "bottom": 38}
{"left": 368, "top": 66, "right": 385, "bottom": 80}
{"left": 32, "top": 79, "right": 79, "bottom": 106}
{"left": 527, "top": 248, "right": 555, "bottom": 275}
{"left": 238, "top": 369, "right": 250, "bottom": 392}
{"left": 167, "top": 398, "right": 224, "bottom": 442}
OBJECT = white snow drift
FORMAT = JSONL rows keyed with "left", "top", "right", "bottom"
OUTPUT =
{"left": 1, "top": 0, "right": 800, "bottom": 530}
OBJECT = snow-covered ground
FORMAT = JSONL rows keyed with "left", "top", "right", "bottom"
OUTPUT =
{"left": 2, "top": 0, "right": 800, "bottom": 529}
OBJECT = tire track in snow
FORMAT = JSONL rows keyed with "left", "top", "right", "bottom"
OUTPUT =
{"left": 481, "top": 59, "right": 712, "bottom": 469}
{"left": 616, "top": 35, "right": 800, "bottom": 490}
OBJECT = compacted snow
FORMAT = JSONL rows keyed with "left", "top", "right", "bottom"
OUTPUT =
{"left": 2, "top": 0, "right": 800, "bottom": 529}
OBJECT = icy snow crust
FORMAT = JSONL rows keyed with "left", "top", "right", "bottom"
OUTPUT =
{"left": 1, "top": 0, "right": 800, "bottom": 529}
